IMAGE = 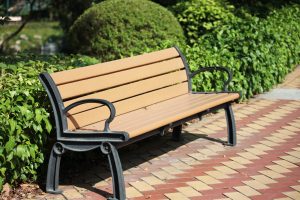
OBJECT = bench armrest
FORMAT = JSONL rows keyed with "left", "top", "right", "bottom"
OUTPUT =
{"left": 64, "top": 98, "right": 116, "bottom": 132}
{"left": 190, "top": 66, "right": 233, "bottom": 92}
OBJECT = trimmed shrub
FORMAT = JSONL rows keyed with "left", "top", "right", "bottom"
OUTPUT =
{"left": 0, "top": 54, "right": 98, "bottom": 191}
{"left": 184, "top": 4, "right": 300, "bottom": 100}
{"left": 173, "top": 0, "right": 235, "bottom": 44}
{"left": 67, "top": 0, "right": 185, "bottom": 62}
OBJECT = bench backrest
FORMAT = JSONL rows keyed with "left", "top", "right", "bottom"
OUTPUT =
{"left": 39, "top": 47, "right": 190, "bottom": 134}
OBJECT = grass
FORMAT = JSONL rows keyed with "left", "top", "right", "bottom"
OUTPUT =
{"left": 0, "top": 21, "right": 63, "bottom": 53}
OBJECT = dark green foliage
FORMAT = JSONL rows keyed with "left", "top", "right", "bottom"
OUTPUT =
{"left": 152, "top": 0, "right": 182, "bottom": 6}
{"left": 173, "top": 0, "right": 235, "bottom": 44}
{"left": 67, "top": 0, "right": 185, "bottom": 62}
{"left": 0, "top": 54, "right": 99, "bottom": 191}
{"left": 184, "top": 4, "right": 300, "bottom": 100}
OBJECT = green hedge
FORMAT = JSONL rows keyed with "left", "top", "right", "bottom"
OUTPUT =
{"left": 67, "top": 0, "right": 185, "bottom": 62}
{"left": 184, "top": 4, "right": 300, "bottom": 100}
{"left": 0, "top": 55, "right": 98, "bottom": 191}
{"left": 173, "top": 0, "right": 235, "bottom": 44}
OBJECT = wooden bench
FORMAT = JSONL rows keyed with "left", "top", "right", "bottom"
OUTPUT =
{"left": 39, "top": 47, "right": 240, "bottom": 200}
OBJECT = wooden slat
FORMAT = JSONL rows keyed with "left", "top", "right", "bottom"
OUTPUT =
{"left": 51, "top": 47, "right": 179, "bottom": 85}
{"left": 58, "top": 57, "right": 184, "bottom": 100}
{"left": 64, "top": 70, "right": 188, "bottom": 115}
{"left": 82, "top": 93, "right": 240, "bottom": 138}
{"left": 67, "top": 82, "right": 189, "bottom": 130}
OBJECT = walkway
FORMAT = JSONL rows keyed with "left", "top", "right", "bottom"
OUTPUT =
{"left": 39, "top": 66, "right": 300, "bottom": 200}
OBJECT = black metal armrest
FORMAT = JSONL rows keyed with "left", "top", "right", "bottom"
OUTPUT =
{"left": 64, "top": 98, "right": 116, "bottom": 132}
{"left": 190, "top": 66, "right": 233, "bottom": 91}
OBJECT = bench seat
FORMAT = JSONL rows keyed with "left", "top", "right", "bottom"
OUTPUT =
{"left": 82, "top": 92, "right": 239, "bottom": 138}
{"left": 39, "top": 47, "right": 240, "bottom": 199}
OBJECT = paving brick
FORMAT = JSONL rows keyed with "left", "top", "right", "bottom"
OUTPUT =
{"left": 223, "top": 192, "right": 251, "bottom": 200}
{"left": 165, "top": 192, "right": 190, "bottom": 200}
{"left": 204, "top": 124, "right": 224, "bottom": 131}
{"left": 272, "top": 133, "right": 292, "bottom": 140}
{"left": 176, "top": 186, "right": 202, "bottom": 197}
{"left": 289, "top": 122, "right": 300, "bottom": 128}
{"left": 141, "top": 176, "right": 165, "bottom": 185}
{"left": 152, "top": 171, "right": 175, "bottom": 181}
{"left": 237, "top": 152, "right": 260, "bottom": 160}
{"left": 247, "top": 124, "right": 265, "bottom": 130}
{"left": 280, "top": 156, "right": 300, "bottom": 164}
{"left": 205, "top": 171, "right": 230, "bottom": 179}
{"left": 242, "top": 180, "right": 269, "bottom": 190}
{"left": 237, "top": 130, "right": 253, "bottom": 137}
{"left": 259, "top": 170, "right": 285, "bottom": 179}
{"left": 45, "top": 195, "right": 66, "bottom": 200}
{"left": 240, "top": 127, "right": 260, "bottom": 133}
{"left": 259, "top": 140, "right": 280, "bottom": 147}
{"left": 205, "top": 144, "right": 226, "bottom": 152}
{"left": 171, "top": 161, "right": 193, "bottom": 170}
{"left": 162, "top": 166, "right": 183, "bottom": 175}
{"left": 234, "top": 185, "right": 261, "bottom": 197}
{"left": 251, "top": 175, "right": 278, "bottom": 184}
{"left": 282, "top": 126, "right": 300, "bottom": 132}
{"left": 222, "top": 161, "right": 246, "bottom": 169}
{"left": 251, "top": 144, "right": 273, "bottom": 151}
{"left": 187, "top": 181, "right": 213, "bottom": 191}
{"left": 198, "top": 149, "right": 218, "bottom": 156}
{"left": 253, "top": 120, "right": 270, "bottom": 126}
{"left": 245, "top": 148, "right": 267, "bottom": 156}
{"left": 258, "top": 117, "right": 276, "bottom": 123}
{"left": 266, "top": 165, "right": 291, "bottom": 173}
{"left": 277, "top": 129, "right": 297, "bottom": 136}
{"left": 198, "top": 128, "right": 216, "bottom": 134}
{"left": 273, "top": 160, "right": 299, "bottom": 169}
{"left": 230, "top": 157, "right": 253, "bottom": 165}
{"left": 283, "top": 191, "right": 300, "bottom": 200}
{"left": 265, "top": 136, "right": 286, "bottom": 143}
{"left": 129, "top": 181, "right": 155, "bottom": 192}
{"left": 180, "top": 157, "right": 202, "bottom": 166}
{"left": 292, "top": 147, "right": 300, "bottom": 151}
{"left": 286, "top": 151, "right": 300, "bottom": 159}
{"left": 235, "top": 113, "right": 248, "bottom": 119}
{"left": 214, "top": 166, "right": 238, "bottom": 175}
{"left": 93, "top": 181, "right": 109, "bottom": 188}
{"left": 126, "top": 187, "right": 143, "bottom": 198}
{"left": 195, "top": 175, "right": 222, "bottom": 185}
{"left": 265, "top": 114, "right": 283, "bottom": 120}
{"left": 189, "top": 153, "right": 209, "bottom": 161}
{"left": 291, "top": 185, "right": 300, "bottom": 192}
{"left": 62, "top": 188, "right": 84, "bottom": 199}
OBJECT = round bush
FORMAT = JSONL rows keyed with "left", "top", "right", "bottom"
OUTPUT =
{"left": 67, "top": 0, "right": 185, "bottom": 62}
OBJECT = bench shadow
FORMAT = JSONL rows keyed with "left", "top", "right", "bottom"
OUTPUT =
{"left": 57, "top": 130, "right": 227, "bottom": 197}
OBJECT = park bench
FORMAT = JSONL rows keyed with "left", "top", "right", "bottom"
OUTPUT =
{"left": 39, "top": 47, "right": 240, "bottom": 200}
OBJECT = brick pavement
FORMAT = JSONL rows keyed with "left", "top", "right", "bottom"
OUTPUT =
{"left": 37, "top": 66, "right": 300, "bottom": 200}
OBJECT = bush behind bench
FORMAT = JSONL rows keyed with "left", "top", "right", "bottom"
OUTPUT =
{"left": 183, "top": 3, "right": 300, "bottom": 100}
{"left": 0, "top": 55, "right": 98, "bottom": 191}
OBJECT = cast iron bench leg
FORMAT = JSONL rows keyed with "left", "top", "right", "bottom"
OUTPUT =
{"left": 102, "top": 143, "right": 126, "bottom": 200}
{"left": 172, "top": 125, "right": 182, "bottom": 141}
{"left": 46, "top": 143, "right": 64, "bottom": 194}
{"left": 225, "top": 104, "right": 236, "bottom": 146}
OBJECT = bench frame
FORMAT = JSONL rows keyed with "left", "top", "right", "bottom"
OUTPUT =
{"left": 39, "top": 47, "right": 238, "bottom": 200}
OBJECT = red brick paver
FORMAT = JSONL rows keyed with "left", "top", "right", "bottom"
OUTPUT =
{"left": 37, "top": 66, "right": 300, "bottom": 200}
